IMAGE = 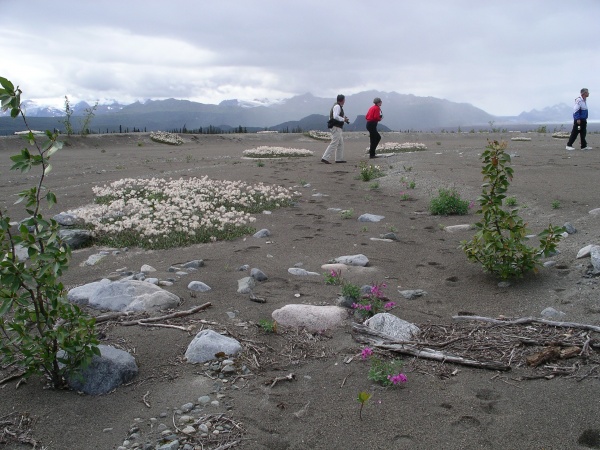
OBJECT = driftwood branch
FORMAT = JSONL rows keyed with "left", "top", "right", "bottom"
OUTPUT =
{"left": 352, "top": 322, "right": 510, "bottom": 371}
{"left": 95, "top": 311, "right": 135, "bottom": 323}
{"left": 119, "top": 302, "right": 212, "bottom": 326}
{"left": 453, "top": 315, "right": 600, "bottom": 334}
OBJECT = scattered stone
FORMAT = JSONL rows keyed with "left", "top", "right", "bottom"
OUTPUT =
{"left": 498, "top": 281, "right": 511, "bottom": 288}
{"left": 67, "top": 278, "right": 112, "bottom": 305}
{"left": 541, "top": 307, "right": 566, "bottom": 320}
{"left": 444, "top": 224, "right": 472, "bottom": 233}
{"left": 64, "top": 345, "right": 138, "bottom": 395}
{"left": 85, "top": 253, "right": 107, "bottom": 266}
{"left": 288, "top": 268, "right": 320, "bottom": 276}
{"left": 577, "top": 244, "right": 598, "bottom": 259}
{"left": 333, "top": 254, "right": 369, "bottom": 267}
{"left": 53, "top": 212, "right": 81, "bottom": 226}
{"left": 182, "top": 260, "right": 204, "bottom": 269}
{"left": 591, "top": 247, "right": 600, "bottom": 272}
{"left": 365, "top": 313, "right": 420, "bottom": 340}
{"left": 83, "top": 280, "right": 180, "bottom": 312}
{"left": 321, "top": 263, "right": 349, "bottom": 274}
{"left": 380, "top": 232, "right": 399, "bottom": 241}
{"left": 398, "top": 289, "right": 427, "bottom": 300}
{"left": 272, "top": 304, "right": 348, "bottom": 332}
{"left": 187, "top": 281, "right": 212, "bottom": 293}
{"left": 140, "top": 264, "right": 156, "bottom": 273}
{"left": 357, "top": 214, "right": 385, "bottom": 223}
{"left": 564, "top": 222, "right": 577, "bottom": 234}
{"left": 58, "top": 229, "right": 93, "bottom": 249}
{"left": 543, "top": 261, "right": 557, "bottom": 268}
{"left": 185, "top": 330, "right": 242, "bottom": 364}
{"left": 237, "top": 276, "right": 256, "bottom": 294}
{"left": 253, "top": 229, "right": 271, "bottom": 238}
{"left": 250, "top": 268, "right": 268, "bottom": 281}
{"left": 589, "top": 208, "right": 600, "bottom": 216}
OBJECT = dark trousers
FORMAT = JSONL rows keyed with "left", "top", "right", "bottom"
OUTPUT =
{"left": 366, "top": 121, "right": 381, "bottom": 158}
{"left": 567, "top": 119, "right": 587, "bottom": 148}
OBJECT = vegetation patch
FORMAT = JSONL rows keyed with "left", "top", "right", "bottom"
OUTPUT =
{"left": 73, "top": 177, "right": 301, "bottom": 249}
{"left": 368, "top": 142, "right": 427, "bottom": 154}
{"left": 242, "top": 146, "right": 314, "bottom": 158}
{"left": 150, "top": 131, "right": 184, "bottom": 145}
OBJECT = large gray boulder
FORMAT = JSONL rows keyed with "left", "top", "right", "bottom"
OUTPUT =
{"left": 185, "top": 330, "right": 242, "bottom": 364}
{"left": 365, "top": 313, "right": 421, "bottom": 341}
{"left": 65, "top": 345, "right": 138, "bottom": 395}
{"left": 85, "top": 280, "right": 180, "bottom": 312}
{"left": 272, "top": 304, "right": 348, "bottom": 332}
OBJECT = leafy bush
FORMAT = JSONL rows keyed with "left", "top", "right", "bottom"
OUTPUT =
{"left": 0, "top": 77, "right": 99, "bottom": 388}
{"left": 429, "top": 188, "right": 470, "bottom": 215}
{"left": 460, "top": 140, "right": 564, "bottom": 279}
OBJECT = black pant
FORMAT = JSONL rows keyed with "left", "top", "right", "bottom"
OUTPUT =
{"left": 567, "top": 119, "right": 587, "bottom": 148}
{"left": 366, "top": 121, "right": 381, "bottom": 158}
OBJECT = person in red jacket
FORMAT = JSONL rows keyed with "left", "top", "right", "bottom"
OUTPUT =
{"left": 365, "top": 97, "right": 383, "bottom": 158}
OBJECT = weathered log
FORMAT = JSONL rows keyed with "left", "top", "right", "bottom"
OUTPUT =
{"left": 452, "top": 315, "right": 600, "bottom": 334}
{"left": 351, "top": 322, "right": 510, "bottom": 371}
{"left": 120, "top": 302, "right": 212, "bottom": 326}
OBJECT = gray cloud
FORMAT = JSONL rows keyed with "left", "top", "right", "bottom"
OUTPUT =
{"left": 2, "top": 0, "right": 598, "bottom": 115}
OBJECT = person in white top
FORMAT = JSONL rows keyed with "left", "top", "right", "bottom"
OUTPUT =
{"left": 566, "top": 88, "right": 591, "bottom": 151}
{"left": 321, "top": 94, "right": 350, "bottom": 163}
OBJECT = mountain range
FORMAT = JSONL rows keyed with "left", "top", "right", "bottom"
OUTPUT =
{"left": 0, "top": 91, "right": 575, "bottom": 135}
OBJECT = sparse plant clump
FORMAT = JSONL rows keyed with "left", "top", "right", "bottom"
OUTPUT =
{"left": 341, "top": 282, "right": 361, "bottom": 301}
{"left": 429, "top": 188, "right": 470, "bottom": 215}
{"left": 0, "top": 77, "right": 99, "bottom": 388}
{"left": 258, "top": 319, "right": 277, "bottom": 333}
{"left": 461, "top": 140, "right": 564, "bottom": 279}
{"left": 324, "top": 269, "right": 343, "bottom": 285}
{"left": 340, "top": 209, "right": 354, "bottom": 219}
{"left": 352, "top": 282, "right": 396, "bottom": 320}
{"left": 359, "top": 161, "right": 384, "bottom": 181}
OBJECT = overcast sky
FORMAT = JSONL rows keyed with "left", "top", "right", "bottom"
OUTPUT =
{"left": 2, "top": 0, "right": 598, "bottom": 116}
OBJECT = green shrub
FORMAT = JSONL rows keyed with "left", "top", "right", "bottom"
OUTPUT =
{"left": 429, "top": 188, "right": 469, "bottom": 215}
{"left": 0, "top": 77, "right": 99, "bottom": 388}
{"left": 460, "top": 140, "right": 564, "bottom": 279}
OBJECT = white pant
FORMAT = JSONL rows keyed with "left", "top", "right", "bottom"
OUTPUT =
{"left": 322, "top": 127, "right": 344, "bottom": 161}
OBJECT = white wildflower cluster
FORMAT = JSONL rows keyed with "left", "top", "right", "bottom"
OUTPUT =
{"left": 243, "top": 146, "right": 314, "bottom": 158}
{"left": 257, "top": 130, "right": 279, "bottom": 134}
{"left": 510, "top": 137, "right": 531, "bottom": 141}
{"left": 367, "top": 142, "right": 428, "bottom": 154}
{"left": 150, "top": 131, "right": 184, "bottom": 145}
{"left": 74, "top": 176, "right": 301, "bottom": 246}
{"left": 551, "top": 132, "right": 570, "bottom": 139}
{"left": 307, "top": 130, "right": 331, "bottom": 141}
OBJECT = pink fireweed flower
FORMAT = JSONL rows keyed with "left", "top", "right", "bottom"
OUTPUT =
{"left": 361, "top": 347, "right": 373, "bottom": 360}
{"left": 384, "top": 302, "right": 396, "bottom": 310}
{"left": 387, "top": 373, "right": 408, "bottom": 385}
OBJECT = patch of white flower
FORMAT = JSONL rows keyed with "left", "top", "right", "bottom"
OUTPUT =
{"left": 551, "top": 132, "right": 570, "bottom": 139}
{"left": 243, "top": 146, "right": 314, "bottom": 158}
{"left": 150, "top": 131, "right": 184, "bottom": 145}
{"left": 72, "top": 176, "right": 301, "bottom": 247}
{"left": 257, "top": 130, "right": 279, "bottom": 134}
{"left": 307, "top": 130, "right": 331, "bottom": 141}
{"left": 510, "top": 137, "right": 531, "bottom": 141}
{"left": 366, "top": 142, "right": 427, "bottom": 154}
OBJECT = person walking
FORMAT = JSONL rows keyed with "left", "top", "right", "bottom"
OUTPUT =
{"left": 365, "top": 97, "right": 383, "bottom": 158}
{"left": 566, "top": 88, "right": 591, "bottom": 151}
{"left": 322, "top": 94, "right": 350, "bottom": 164}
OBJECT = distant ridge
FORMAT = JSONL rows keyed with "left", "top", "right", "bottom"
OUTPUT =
{"left": 0, "top": 91, "right": 576, "bottom": 135}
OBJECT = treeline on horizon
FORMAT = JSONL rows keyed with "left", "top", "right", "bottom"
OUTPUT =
{"left": 0, "top": 116, "right": 308, "bottom": 136}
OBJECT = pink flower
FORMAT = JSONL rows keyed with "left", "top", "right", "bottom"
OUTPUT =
{"left": 361, "top": 347, "right": 373, "bottom": 360}
{"left": 351, "top": 303, "right": 359, "bottom": 309}
{"left": 387, "top": 373, "right": 408, "bottom": 385}
{"left": 384, "top": 302, "right": 396, "bottom": 310}
{"left": 363, "top": 304, "right": 372, "bottom": 311}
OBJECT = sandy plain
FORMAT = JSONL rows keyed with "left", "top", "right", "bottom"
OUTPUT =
{"left": 0, "top": 130, "right": 599, "bottom": 450}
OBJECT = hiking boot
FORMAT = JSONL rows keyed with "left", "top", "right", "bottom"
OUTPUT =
{"left": 565, "top": 146, "right": 575, "bottom": 151}
{"left": 321, "top": 159, "right": 331, "bottom": 164}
